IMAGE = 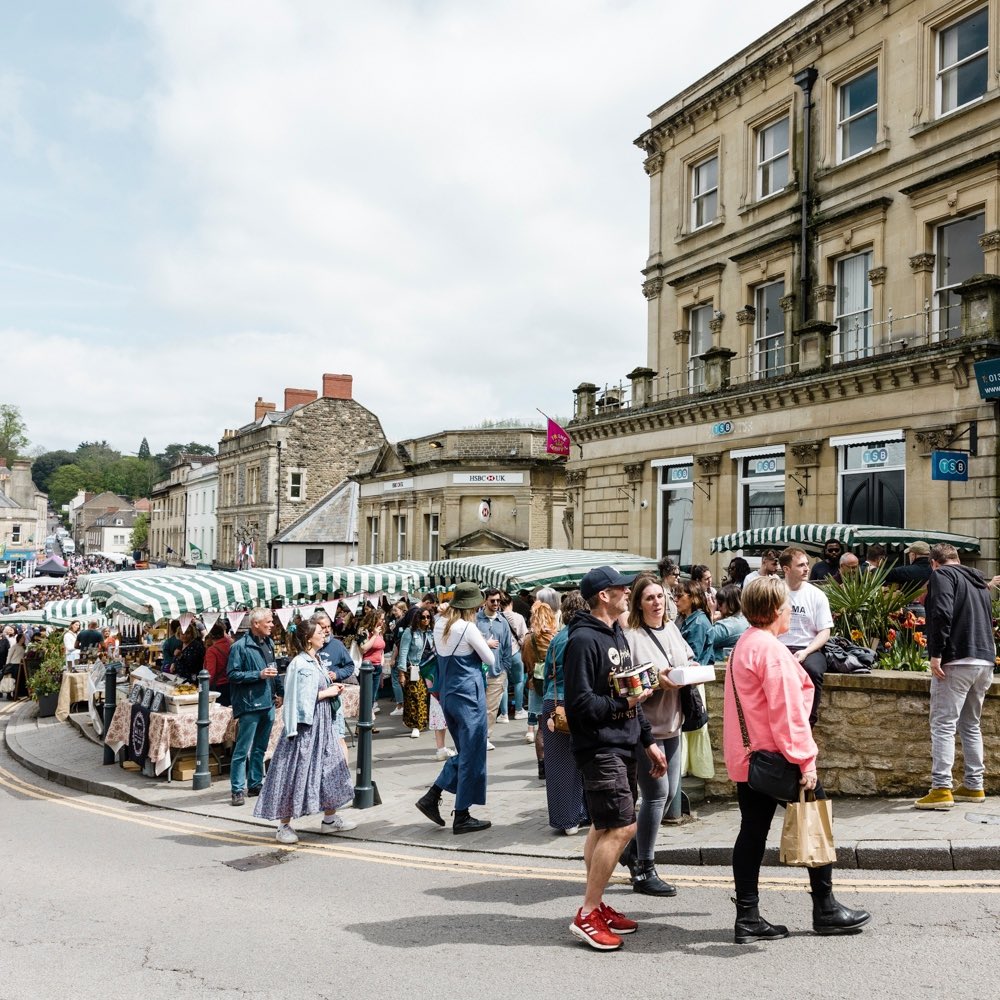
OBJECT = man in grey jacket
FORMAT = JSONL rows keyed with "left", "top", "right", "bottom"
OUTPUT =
{"left": 915, "top": 543, "right": 995, "bottom": 811}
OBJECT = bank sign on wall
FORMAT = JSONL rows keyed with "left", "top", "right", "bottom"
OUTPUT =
{"left": 452, "top": 472, "right": 525, "bottom": 485}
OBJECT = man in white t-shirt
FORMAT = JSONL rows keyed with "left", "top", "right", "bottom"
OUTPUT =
{"left": 778, "top": 547, "right": 833, "bottom": 726}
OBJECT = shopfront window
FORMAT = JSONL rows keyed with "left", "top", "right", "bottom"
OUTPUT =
{"left": 838, "top": 438, "right": 905, "bottom": 527}
{"left": 657, "top": 462, "right": 693, "bottom": 567}
{"left": 738, "top": 453, "right": 785, "bottom": 531}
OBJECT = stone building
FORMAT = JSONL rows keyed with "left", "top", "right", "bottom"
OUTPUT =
{"left": 356, "top": 427, "right": 568, "bottom": 562}
{"left": 72, "top": 490, "right": 133, "bottom": 555}
{"left": 0, "top": 460, "right": 48, "bottom": 567}
{"left": 566, "top": 0, "right": 1000, "bottom": 572}
{"left": 85, "top": 508, "right": 138, "bottom": 560}
{"left": 270, "top": 479, "right": 359, "bottom": 568}
{"left": 215, "top": 374, "right": 386, "bottom": 569}
{"left": 149, "top": 455, "right": 215, "bottom": 566}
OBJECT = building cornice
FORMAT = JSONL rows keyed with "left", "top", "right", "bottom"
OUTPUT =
{"left": 898, "top": 150, "right": 1000, "bottom": 197}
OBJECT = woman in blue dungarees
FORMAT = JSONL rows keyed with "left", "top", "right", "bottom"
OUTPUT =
{"left": 415, "top": 581, "right": 495, "bottom": 834}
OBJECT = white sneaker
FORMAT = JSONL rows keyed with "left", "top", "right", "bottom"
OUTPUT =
{"left": 563, "top": 825, "right": 580, "bottom": 836}
{"left": 372, "top": 704, "right": 381, "bottom": 715}
{"left": 444, "top": 747, "right": 456, "bottom": 757}
{"left": 320, "top": 814, "right": 358, "bottom": 833}
{"left": 514, "top": 710, "right": 528, "bottom": 720}
{"left": 435, "top": 747, "right": 450, "bottom": 761}
{"left": 496, "top": 716, "right": 509, "bottom": 724}
{"left": 486, "top": 740, "right": 496, "bottom": 751}
{"left": 410, "top": 728, "right": 420, "bottom": 739}
{"left": 390, "top": 706, "right": 404, "bottom": 717}
{"left": 276, "top": 825, "right": 298, "bottom": 845}
{"left": 524, "top": 730, "right": 535, "bottom": 744}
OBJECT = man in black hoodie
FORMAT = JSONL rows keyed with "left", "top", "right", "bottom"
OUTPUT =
{"left": 915, "top": 543, "right": 995, "bottom": 811}
{"left": 564, "top": 566, "right": 666, "bottom": 951}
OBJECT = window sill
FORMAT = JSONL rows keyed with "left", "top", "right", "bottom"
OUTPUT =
{"left": 677, "top": 217, "right": 726, "bottom": 243}
{"left": 738, "top": 185, "right": 797, "bottom": 217}
{"left": 909, "top": 88, "right": 999, "bottom": 138}
{"left": 815, "top": 141, "right": 889, "bottom": 179}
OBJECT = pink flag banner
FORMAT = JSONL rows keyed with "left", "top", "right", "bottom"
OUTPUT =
{"left": 322, "top": 601, "right": 341, "bottom": 620}
{"left": 274, "top": 607, "right": 295, "bottom": 630}
{"left": 227, "top": 611, "right": 246, "bottom": 634}
{"left": 201, "top": 611, "right": 221, "bottom": 634}
{"left": 178, "top": 612, "right": 195, "bottom": 634}
{"left": 545, "top": 417, "right": 571, "bottom": 456}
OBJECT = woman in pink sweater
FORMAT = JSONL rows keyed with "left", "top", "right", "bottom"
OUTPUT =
{"left": 724, "top": 576, "right": 870, "bottom": 944}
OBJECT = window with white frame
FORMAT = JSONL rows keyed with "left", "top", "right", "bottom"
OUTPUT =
{"left": 756, "top": 117, "right": 789, "bottom": 199}
{"left": 691, "top": 154, "right": 718, "bottom": 229}
{"left": 393, "top": 514, "right": 407, "bottom": 560}
{"left": 367, "top": 515, "right": 380, "bottom": 561}
{"left": 687, "top": 305, "right": 713, "bottom": 391}
{"left": 288, "top": 469, "right": 304, "bottom": 501}
{"left": 935, "top": 212, "right": 984, "bottom": 337}
{"left": 425, "top": 513, "right": 440, "bottom": 560}
{"left": 657, "top": 462, "right": 693, "bottom": 566}
{"left": 11, "top": 524, "right": 20, "bottom": 543}
{"left": 837, "top": 67, "right": 877, "bottom": 161}
{"left": 737, "top": 453, "right": 785, "bottom": 531}
{"left": 835, "top": 251, "right": 874, "bottom": 361}
{"left": 754, "top": 280, "right": 785, "bottom": 377}
{"left": 937, "top": 7, "right": 988, "bottom": 116}
{"left": 247, "top": 465, "right": 260, "bottom": 503}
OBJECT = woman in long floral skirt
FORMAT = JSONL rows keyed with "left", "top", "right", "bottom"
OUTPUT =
{"left": 254, "top": 619, "right": 356, "bottom": 844}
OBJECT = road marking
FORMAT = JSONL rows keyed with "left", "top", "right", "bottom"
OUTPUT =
{"left": 1, "top": 763, "right": 998, "bottom": 891}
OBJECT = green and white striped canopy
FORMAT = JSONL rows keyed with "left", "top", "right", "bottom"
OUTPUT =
{"left": 100, "top": 572, "right": 253, "bottom": 623}
{"left": 44, "top": 598, "right": 102, "bottom": 623}
{"left": 323, "top": 562, "right": 433, "bottom": 596}
{"left": 428, "top": 549, "right": 659, "bottom": 593}
{"left": 80, "top": 567, "right": 203, "bottom": 601}
{"left": 0, "top": 609, "right": 49, "bottom": 627}
{"left": 709, "top": 523, "right": 981, "bottom": 554}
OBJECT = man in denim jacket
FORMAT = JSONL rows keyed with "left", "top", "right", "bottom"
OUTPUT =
{"left": 227, "top": 608, "right": 279, "bottom": 806}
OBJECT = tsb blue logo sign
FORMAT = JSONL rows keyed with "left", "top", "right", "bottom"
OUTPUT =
{"left": 711, "top": 421, "right": 734, "bottom": 437}
{"left": 931, "top": 450, "right": 969, "bottom": 483}
{"left": 862, "top": 447, "right": 888, "bottom": 466}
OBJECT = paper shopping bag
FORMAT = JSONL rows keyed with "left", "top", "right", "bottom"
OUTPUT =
{"left": 780, "top": 790, "right": 837, "bottom": 867}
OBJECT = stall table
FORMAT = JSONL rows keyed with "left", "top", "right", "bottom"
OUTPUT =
{"left": 56, "top": 670, "right": 91, "bottom": 723}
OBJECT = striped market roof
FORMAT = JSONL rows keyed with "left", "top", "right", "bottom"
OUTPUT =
{"left": 322, "top": 562, "right": 433, "bottom": 596}
{"left": 78, "top": 567, "right": 203, "bottom": 600}
{"left": 428, "top": 549, "right": 659, "bottom": 593}
{"left": 100, "top": 572, "right": 253, "bottom": 623}
{"left": 44, "top": 598, "right": 102, "bottom": 623}
{"left": 709, "top": 523, "right": 981, "bottom": 554}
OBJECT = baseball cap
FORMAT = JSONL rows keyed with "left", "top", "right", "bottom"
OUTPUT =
{"left": 905, "top": 540, "right": 930, "bottom": 556}
{"left": 579, "top": 565, "right": 636, "bottom": 601}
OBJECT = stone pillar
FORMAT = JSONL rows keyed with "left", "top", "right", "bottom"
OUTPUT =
{"left": 627, "top": 367, "right": 657, "bottom": 409}
{"left": 573, "top": 382, "right": 598, "bottom": 421}
{"left": 792, "top": 320, "right": 837, "bottom": 372}
{"left": 702, "top": 347, "right": 737, "bottom": 392}
{"left": 955, "top": 273, "right": 1000, "bottom": 339}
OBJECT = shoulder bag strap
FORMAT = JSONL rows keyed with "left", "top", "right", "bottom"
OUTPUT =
{"left": 550, "top": 640, "right": 562, "bottom": 706}
{"left": 728, "top": 660, "right": 753, "bottom": 756}
{"left": 641, "top": 623, "right": 675, "bottom": 668}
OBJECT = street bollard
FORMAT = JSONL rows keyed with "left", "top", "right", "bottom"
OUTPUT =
{"left": 353, "top": 660, "right": 380, "bottom": 808}
{"left": 102, "top": 662, "right": 118, "bottom": 765}
{"left": 193, "top": 667, "right": 211, "bottom": 790}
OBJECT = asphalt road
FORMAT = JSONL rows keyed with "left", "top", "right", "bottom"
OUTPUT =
{"left": 3, "top": 736, "right": 1000, "bottom": 999}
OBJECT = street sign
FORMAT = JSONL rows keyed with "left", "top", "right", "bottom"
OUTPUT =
{"left": 931, "top": 450, "right": 969, "bottom": 482}
{"left": 973, "top": 358, "right": 1000, "bottom": 400}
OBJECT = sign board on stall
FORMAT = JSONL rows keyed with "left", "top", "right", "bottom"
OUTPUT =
{"left": 931, "top": 450, "right": 969, "bottom": 482}
{"left": 973, "top": 358, "right": 1000, "bottom": 400}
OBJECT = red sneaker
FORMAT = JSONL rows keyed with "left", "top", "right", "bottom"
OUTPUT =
{"left": 570, "top": 907, "right": 623, "bottom": 951}
{"left": 599, "top": 901, "right": 638, "bottom": 935}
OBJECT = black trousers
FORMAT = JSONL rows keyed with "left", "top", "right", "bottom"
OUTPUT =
{"left": 788, "top": 646, "right": 826, "bottom": 726}
{"left": 733, "top": 781, "right": 832, "bottom": 899}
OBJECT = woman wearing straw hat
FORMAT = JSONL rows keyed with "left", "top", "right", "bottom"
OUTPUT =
{"left": 415, "top": 581, "right": 495, "bottom": 834}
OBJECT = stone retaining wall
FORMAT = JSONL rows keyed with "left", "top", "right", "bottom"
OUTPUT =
{"left": 703, "top": 669, "right": 1000, "bottom": 798}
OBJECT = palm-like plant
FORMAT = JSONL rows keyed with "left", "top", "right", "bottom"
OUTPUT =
{"left": 822, "top": 564, "right": 925, "bottom": 649}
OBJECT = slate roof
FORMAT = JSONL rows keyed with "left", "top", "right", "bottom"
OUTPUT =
{"left": 272, "top": 479, "right": 358, "bottom": 544}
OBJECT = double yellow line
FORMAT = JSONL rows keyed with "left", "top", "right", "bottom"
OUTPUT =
{"left": 0, "top": 750, "right": 998, "bottom": 891}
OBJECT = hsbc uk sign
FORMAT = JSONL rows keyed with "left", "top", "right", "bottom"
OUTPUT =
{"left": 452, "top": 472, "right": 525, "bottom": 485}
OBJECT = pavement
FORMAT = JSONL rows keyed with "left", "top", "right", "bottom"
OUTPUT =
{"left": 5, "top": 698, "right": 1000, "bottom": 871}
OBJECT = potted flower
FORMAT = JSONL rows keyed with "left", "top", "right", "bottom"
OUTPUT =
{"left": 28, "top": 631, "right": 67, "bottom": 718}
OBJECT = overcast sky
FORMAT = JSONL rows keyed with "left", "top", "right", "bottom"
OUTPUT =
{"left": 2, "top": 0, "right": 805, "bottom": 456}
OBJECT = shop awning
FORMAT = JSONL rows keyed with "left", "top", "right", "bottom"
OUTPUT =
{"left": 80, "top": 567, "right": 203, "bottom": 601}
{"left": 2, "top": 548, "right": 37, "bottom": 562}
{"left": 0, "top": 609, "right": 48, "bottom": 627}
{"left": 320, "top": 562, "right": 433, "bottom": 596}
{"left": 709, "top": 523, "right": 981, "bottom": 554}
{"left": 100, "top": 572, "right": 254, "bottom": 624}
{"left": 428, "top": 549, "right": 659, "bottom": 593}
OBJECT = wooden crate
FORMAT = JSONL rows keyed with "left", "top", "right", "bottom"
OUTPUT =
{"left": 170, "top": 751, "right": 221, "bottom": 782}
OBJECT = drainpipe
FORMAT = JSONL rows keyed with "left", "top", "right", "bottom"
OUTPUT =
{"left": 794, "top": 67, "right": 818, "bottom": 326}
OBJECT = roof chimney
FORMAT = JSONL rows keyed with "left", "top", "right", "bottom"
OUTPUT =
{"left": 322, "top": 373, "right": 353, "bottom": 400}
{"left": 284, "top": 387, "right": 319, "bottom": 410}
{"left": 254, "top": 396, "right": 277, "bottom": 421}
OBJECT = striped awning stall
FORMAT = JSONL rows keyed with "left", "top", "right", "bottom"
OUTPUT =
{"left": 709, "top": 523, "right": 981, "bottom": 554}
{"left": 44, "top": 598, "right": 102, "bottom": 623}
{"left": 324, "top": 562, "right": 433, "bottom": 596}
{"left": 100, "top": 572, "right": 253, "bottom": 623}
{"left": 79, "top": 567, "right": 203, "bottom": 600}
{"left": 428, "top": 549, "right": 660, "bottom": 593}
{"left": 228, "top": 568, "right": 342, "bottom": 605}
{"left": 0, "top": 609, "right": 49, "bottom": 627}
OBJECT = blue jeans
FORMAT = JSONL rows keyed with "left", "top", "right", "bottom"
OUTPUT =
{"left": 390, "top": 666, "right": 404, "bottom": 706}
{"left": 506, "top": 651, "right": 525, "bottom": 716}
{"left": 231, "top": 707, "right": 274, "bottom": 793}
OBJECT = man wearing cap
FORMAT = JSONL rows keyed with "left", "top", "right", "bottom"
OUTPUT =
{"left": 564, "top": 566, "right": 666, "bottom": 951}
{"left": 886, "top": 541, "right": 933, "bottom": 591}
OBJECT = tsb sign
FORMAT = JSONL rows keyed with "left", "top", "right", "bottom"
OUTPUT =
{"left": 931, "top": 450, "right": 969, "bottom": 483}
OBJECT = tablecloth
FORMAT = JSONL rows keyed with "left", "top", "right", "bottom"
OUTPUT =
{"left": 56, "top": 671, "right": 91, "bottom": 723}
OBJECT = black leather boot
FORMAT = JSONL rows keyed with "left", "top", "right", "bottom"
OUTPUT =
{"left": 453, "top": 808, "right": 491, "bottom": 834}
{"left": 415, "top": 785, "right": 445, "bottom": 827}
{"left": 733, "top": 896, "right": 789, "bottom": 944}
{"left": 618, "top": 838, "right": 639, "bottom": 879}
{"left": 809, "top": 865, "right": 871, "bottom": 935}
{"left": 632, "top": 859, "right": 677, "bottom": 897}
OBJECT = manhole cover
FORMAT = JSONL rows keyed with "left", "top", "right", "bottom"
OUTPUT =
{"left": 965, "top": 813, "right": 1000, "bottom": 825}
{"left": 223, "top": 851, "right": 290, "bottom": 871}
